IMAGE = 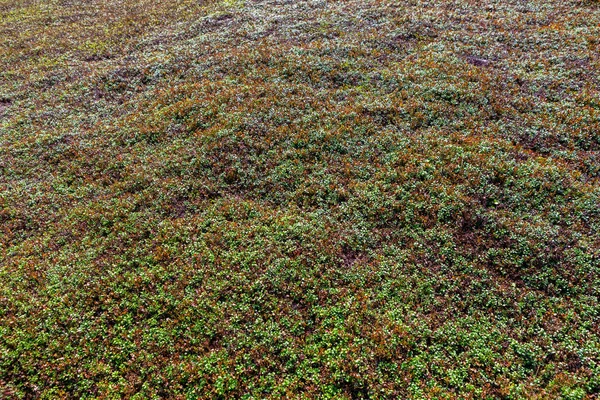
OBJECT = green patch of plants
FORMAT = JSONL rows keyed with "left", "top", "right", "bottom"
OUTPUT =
{"left": 1, "top": 0, "right": 600, "bottom": 397}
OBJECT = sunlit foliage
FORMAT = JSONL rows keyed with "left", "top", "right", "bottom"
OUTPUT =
{"left": 1, "top": 0, "right": 599, "bottom": 397}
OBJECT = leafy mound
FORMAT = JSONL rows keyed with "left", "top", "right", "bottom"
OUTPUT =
{"left": 1, "top": 0, "right": 599, "bottom": 398}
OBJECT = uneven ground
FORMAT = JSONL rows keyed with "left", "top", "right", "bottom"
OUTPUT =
{"left": 1, "top": 0, "right": 600, "bottom": 398}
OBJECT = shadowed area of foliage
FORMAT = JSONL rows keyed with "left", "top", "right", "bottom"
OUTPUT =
{"left": 1, "top": 0, "right": 600, "bottom": 398}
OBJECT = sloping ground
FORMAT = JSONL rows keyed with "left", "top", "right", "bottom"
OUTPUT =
{"left": 1, "top": 0, "right": 600, "bottom": 397}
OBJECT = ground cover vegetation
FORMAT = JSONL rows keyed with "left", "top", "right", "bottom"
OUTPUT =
{"left": 1, "top": 0, "right": 600, "bottom": 397}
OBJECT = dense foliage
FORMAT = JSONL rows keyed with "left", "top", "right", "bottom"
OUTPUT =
{"left": 1, "top": 0, "right": 599, "bottom": 398}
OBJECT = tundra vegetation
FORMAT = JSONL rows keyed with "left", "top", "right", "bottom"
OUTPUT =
{"left": 1, "top": 0, "right": 600, "bottom": 398}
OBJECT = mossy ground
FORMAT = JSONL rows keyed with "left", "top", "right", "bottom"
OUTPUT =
{"left": 1, "top": 0, "right": 600, "bottom": 398}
